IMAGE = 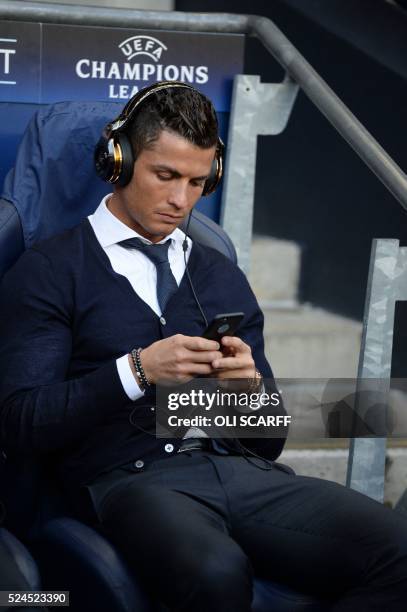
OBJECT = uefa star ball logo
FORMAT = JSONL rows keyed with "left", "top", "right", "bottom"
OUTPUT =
{"left": 118, "top": 35, "right": 168, "bottom": 62}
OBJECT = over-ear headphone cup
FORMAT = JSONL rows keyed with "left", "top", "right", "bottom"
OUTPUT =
{"left": 116, "top": 133, "right": 134, "bottom": 187}
{"left": 94, "top": 135, "right": 114, "bottom": 182}
{"left": 202, "top": 159, "right": 216, "bottom": 196}
{"left": 202, "top": 155, "right": 222, "bottom": 196}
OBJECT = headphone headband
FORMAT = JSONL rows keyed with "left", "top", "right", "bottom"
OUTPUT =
{"left": 109, "top": 81, "right": 194, "bottom": 134}
{"left": 94, "top": 80, "right": 224, "bottom": 195}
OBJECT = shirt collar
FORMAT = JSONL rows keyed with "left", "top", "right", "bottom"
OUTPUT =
{"left": 89, "top": 194, "right": 189, "bottom": 248}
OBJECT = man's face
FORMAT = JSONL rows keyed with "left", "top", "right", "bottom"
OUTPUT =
{"left": 108, "top": 129, "right": 217, "bottom": 243}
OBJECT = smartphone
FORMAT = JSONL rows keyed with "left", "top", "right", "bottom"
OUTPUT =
{"left": 202, "top": 312, "right": 245, "bottom": 342}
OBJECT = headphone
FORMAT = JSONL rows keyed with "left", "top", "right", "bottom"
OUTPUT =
{"left": 94, "top": 80, "right": 224, "bottom": 195}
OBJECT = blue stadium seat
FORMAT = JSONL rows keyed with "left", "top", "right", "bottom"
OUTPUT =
{"left": 0, "top": 525, "right": 45, "bottom": 612}
{"left": 0, "top": 526, "right": 41, "bottom": 590}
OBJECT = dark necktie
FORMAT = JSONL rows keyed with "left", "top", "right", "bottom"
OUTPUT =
{"left": 118, "top": 237, "right": 178, "bottom": 313}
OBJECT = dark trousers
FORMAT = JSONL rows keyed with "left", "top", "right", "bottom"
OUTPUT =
{"left": 87, "top": 451, "right": 407, "bottom": 612}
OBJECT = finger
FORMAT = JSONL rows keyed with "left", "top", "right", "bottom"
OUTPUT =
{"left": 158, "top": 362, "right": 214, "bottom": 383}
{"left": 181, "top": 335, "right": 221, "bottom": 352}
{"left": 220, "top": 336, "right": 251, "bottom": 353}
{"left": 220, "top": 345, "right": 236, "bottom": 357}
{"left": 212, "top": 356, "right": 254, "bottom": 370}
{"left": 185, "top": 349, "right": 223, "bottom": 363}
{"left": 187, "top": 363, "right": 215, "bottom": 376}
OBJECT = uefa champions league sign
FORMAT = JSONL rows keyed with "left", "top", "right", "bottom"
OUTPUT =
{"left": 0, "top": 21, "right": 244, "bottom": 111}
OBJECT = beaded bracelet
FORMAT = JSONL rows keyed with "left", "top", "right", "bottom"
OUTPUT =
{"left": 131, "top": 348, "right": 151, "bottom": 390}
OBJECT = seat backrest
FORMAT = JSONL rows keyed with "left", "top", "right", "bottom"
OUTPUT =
{"left": 2, "top": 101, "right": 118, "bottom": 249}
{"left": 0, "top": 101, "right": 236, "bottom": 280}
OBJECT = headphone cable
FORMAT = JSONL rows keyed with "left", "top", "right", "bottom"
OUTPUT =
{"left": 182, "top": 212, "right": 208, "bottom": 329}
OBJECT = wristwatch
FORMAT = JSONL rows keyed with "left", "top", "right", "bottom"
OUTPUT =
{"left": 247, "top": 369, "right": 263, "bottom": 393}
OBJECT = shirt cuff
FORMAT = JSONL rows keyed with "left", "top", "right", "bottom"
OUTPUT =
{"left": 116, "top": 354, "right": 145, "bottom": 401}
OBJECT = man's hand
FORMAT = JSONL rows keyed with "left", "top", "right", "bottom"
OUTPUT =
{"left": 134, "top": 334, "right": 222, "bottom": 385}
{"left": 211, "top": 336, "right": 256, "bottom": 380}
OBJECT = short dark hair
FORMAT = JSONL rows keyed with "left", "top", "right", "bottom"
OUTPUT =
{"left": 127, "top": 86, "right": 219, "bottom": 157}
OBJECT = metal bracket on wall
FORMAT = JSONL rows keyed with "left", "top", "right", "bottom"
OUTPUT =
{"left": 220, "top": 74, "right": 299, "bottom": 274}
{"left": 346, "top": 239, "right": 407, "bottom": 502}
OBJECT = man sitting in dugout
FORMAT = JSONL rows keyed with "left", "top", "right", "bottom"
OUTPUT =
{"left": 0, "top": 81, "right": 406, "bottom": 611}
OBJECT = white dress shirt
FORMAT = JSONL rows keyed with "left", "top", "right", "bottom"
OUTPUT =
{"left": 88, "top": 194, "right": 192, "bottom": 402}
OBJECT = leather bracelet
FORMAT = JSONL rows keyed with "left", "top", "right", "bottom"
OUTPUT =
{"left": 131, "top": 348, "right": 151, "bottom": 390}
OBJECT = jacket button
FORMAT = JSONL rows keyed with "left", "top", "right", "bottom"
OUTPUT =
{"left": 159, "top": 316, "right": 166, "bottom": 325}
{"left": 134, "top": 460, "right": 144, "bottom": 469}
{"left": 164, "top": 444, "right": 174, "bottom": 453}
